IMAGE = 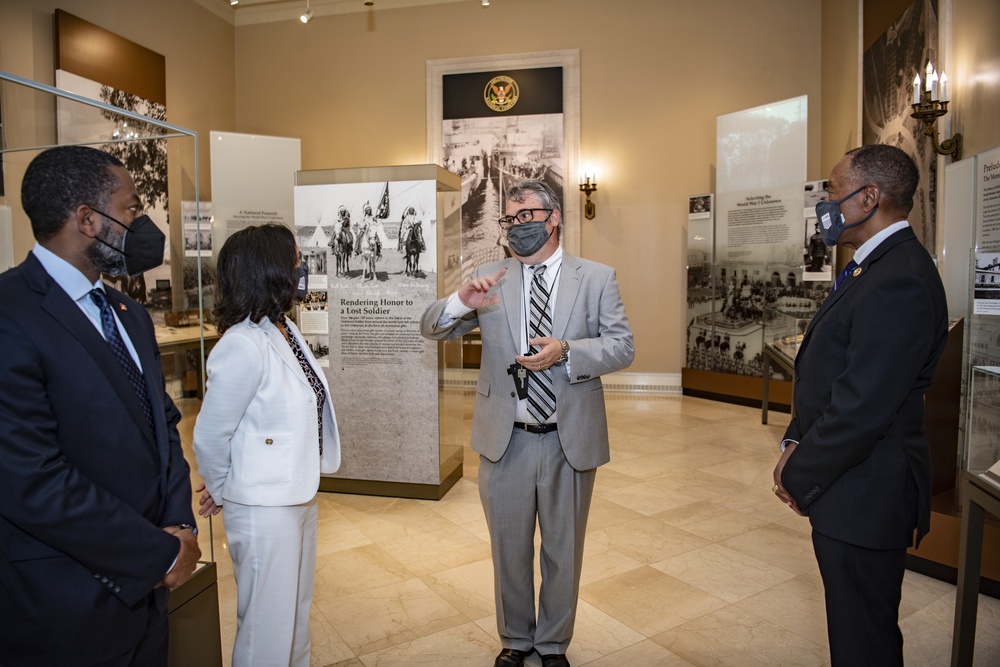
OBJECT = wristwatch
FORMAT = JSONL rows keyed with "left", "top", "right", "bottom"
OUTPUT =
{"left": 556, "top": 339, "right": 570, "bottom": 365}
{"left": 177, "top": 523, "right": 198, "bottom": 536}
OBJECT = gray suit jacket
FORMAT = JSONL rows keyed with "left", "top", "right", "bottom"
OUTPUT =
{"left": 421, "top": 252, "right": 634, "bottom": 470}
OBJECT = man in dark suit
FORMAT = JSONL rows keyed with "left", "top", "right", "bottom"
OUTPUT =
{"left": 773, "top": 144, "right": 948, "bottom": 666}
{"left": 421, "top": 180, "right": 634, "bottom": 667}
{"left": 0, "top": 146, "right": 200, "bottom": 666}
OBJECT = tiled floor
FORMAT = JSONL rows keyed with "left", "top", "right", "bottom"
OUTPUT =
{"left": 177, "top": 393, "right": 1000, "bottom": 666}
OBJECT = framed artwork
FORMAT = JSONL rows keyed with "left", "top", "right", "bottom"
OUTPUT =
{"left": 427, "top": 50, "right": 580, "bottom": 280}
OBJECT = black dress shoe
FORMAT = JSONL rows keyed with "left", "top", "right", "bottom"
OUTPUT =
{"left": 494, "top": 648, "right": 529, "bottom": 667}
{"left": 540, "top": 654, "right": 570, "bottom": 667}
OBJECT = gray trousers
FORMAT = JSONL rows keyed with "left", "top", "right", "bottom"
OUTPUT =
{"left": 478, "top": 428, "right": 596, "bottom": 655}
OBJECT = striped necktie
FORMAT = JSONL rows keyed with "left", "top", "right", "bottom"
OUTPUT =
{"left": 89, "top": 289, "right": 155, "bottom": 433}
{"left": 528, "top": 264, "right": 556, "bottom": 423}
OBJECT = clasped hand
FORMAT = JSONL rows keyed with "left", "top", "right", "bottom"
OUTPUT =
{"left": 516, "top": 337, "right": 562, "bottom": 371}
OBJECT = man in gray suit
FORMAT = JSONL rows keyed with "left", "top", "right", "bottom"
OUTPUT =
{"left": 421, "top": 180, "right": 634, "bottom": 667}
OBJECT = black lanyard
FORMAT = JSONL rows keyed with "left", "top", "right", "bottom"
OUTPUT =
{"left": 521, "top": 262, "right": 561, "bottom": 350}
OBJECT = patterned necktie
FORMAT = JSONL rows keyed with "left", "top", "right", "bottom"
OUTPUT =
{"left": 89, "top": 289, "right": 155, "bottom": 433}
{"left": 834, "top": 260, "right": 859, "bottom": 291}
{"left": 528, "top": 264, "right": 556, "bottom": 423}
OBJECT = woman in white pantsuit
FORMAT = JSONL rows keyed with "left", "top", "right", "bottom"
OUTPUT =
{"left": 194, "top": 224, "right": 341, "bottom": 667}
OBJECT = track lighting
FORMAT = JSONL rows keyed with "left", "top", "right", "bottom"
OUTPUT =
{"left": 300, "top": 0, "right": 313, "bottom": 23}
{"left": 230, "top": 0, "right": 238, "bottom": 6}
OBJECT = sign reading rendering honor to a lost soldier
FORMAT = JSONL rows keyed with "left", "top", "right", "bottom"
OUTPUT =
{"left": 294, "top": 178, "right": 441, "bottom": 486}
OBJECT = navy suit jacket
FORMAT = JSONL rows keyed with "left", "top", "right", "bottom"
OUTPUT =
{"left": 0, "top": 252, "right": 195, "bottom": 665}
{"left": 781, "top": 227, "right": 948, "bottom": 550}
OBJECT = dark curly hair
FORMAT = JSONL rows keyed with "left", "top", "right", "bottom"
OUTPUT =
{"left": 213, "top": 224, "right": 297, "bottom": 334}
{"left": 21, "top": 146, "right": 124, "bottom": 242}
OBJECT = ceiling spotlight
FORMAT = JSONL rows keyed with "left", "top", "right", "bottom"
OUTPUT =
{"left": 230, "top": 0, "right": 238, "bottom": 6}
{"left": 300, "top": 0, "right": 313, "bottom": 23}
{"left": 482, "top": 0, "right": 489, "bottom": 5}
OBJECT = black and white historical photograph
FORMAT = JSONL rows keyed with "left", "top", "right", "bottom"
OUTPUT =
{"left": 686, "top": 264, "right": 831, "bottom": 378}
{"left": 974, "top": 252, "right": 1000, "bottom": 313}
{"left": 295, "top": 180, "right": 437, "bottom": 284}
{"left": 182, "top": 200, "right": 213, "bottom": 257}
{"left": 56, "top": 69, "right": 171, "bottom": 309}
{"left": 862, "top": 0, "right": 938, "bottom": 252}
{"left": 802, "top": 179, "right": 833, "bottom": 280}
{"left": 183, "top": 224, "right": 212, "bottom": 257}
{"left": 302, "top": 333, "right": 330, "bottom": 369}
{"left": 689, "top": 194, "right": 712, "bottom": 219}
{"left": 443, "top": 114, "right": 564, "bottom": 280}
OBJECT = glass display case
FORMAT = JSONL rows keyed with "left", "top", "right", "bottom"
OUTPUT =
{"left": 294, "top": 165, "right": 463, "bottom": 499}
{"left": 967, "top": 365, "right": 1000, "bottom": 478}
{"left": 965, "top": 247, "right": 1000, "bottom": 482}
{"left": 762, "top": 304, "right": 816, "bottom": 371}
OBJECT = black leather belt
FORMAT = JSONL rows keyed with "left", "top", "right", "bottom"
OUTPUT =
{"left": 513, "top": 422, "right": 558, "bottom": 434}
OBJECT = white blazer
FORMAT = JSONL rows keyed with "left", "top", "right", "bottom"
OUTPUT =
{"left": 193, "top": 316, "right": 341, "bottom": 507}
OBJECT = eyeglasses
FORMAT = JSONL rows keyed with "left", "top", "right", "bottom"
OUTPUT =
{"left": 497, "top": 208, "right": 554, "bottom": 230}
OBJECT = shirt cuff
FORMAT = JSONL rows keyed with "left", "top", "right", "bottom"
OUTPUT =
{"left": 780, "top": 438, "right": 799, "bottom": 452}
{"left": 438, "top": 292, "right": 474, "bottom": 325}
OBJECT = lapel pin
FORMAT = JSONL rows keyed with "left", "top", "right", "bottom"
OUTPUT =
{"left": 118, "top": 303, "right": 128, "bottom": 311}
{"left": 852, "top": 267, "right": 863, "bottom": 278}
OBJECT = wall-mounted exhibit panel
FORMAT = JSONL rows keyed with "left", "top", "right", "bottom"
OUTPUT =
{"left": 294, "top": 165, "right": 463, "bottom": 499}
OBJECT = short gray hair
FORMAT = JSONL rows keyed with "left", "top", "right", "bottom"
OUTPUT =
{"left": 504, "top": 179, "right": 562, "bottom": 231}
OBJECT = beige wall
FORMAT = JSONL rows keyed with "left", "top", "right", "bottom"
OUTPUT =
{"left": 952, "top": 0, "right": 1000, "bottom": 157}
{"left": 820, "top": 0, "right": 861, "bottom": 177}
{"left": 235, "top": 0, "right": 824, "bottom": 374}
{"left": 0, "top": 0, "right": 237, "bottom": 258}
{"left": 1, "top": 1, "right": 996, "bottom": 375}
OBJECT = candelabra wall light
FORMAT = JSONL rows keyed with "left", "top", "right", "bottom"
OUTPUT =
{"left": 910, "top": 61, "right": 963, "bottom": 161}
{"left": 580, "top": 172, "right": 598, "bottom": 220}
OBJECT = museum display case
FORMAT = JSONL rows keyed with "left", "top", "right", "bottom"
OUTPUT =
{"left": 293, "top": 164, "right": 463, "bottom": 499}
{"left": 762, "top": 304, "right": 816, "bottom": 370}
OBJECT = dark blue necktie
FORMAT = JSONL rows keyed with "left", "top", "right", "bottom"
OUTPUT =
{"left": 89, "top": 289, "right": 155, "bottom": 433}
{"left": 834, "top": 260, "right": 859, "bottom": 291}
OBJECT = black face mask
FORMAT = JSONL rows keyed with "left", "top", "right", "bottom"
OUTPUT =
{"left": 91, "top": 209, "right": 166, "bottom": 276}
{"left": 293, "top": 264, "right": 309, "bottom": 301}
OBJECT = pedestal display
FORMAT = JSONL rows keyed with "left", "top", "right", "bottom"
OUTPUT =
{"left": 294, "top": 165, "right": 463, "bottom": 499}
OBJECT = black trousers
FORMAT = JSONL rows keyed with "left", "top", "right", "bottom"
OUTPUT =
{"left": 812, "top": 530, "right": 907, "bottom": 667}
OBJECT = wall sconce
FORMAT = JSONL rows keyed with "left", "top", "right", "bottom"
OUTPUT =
{"left": 579, "top": 172, "right": 598, "bottom": 220}
{"left": 910, "top": 61, "right": 963, "bottom": 160}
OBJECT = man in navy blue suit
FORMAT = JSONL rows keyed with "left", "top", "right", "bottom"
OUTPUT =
{"left": 773, "top": 144, "right": 948, "bottom": 667}
{"left": 0, "top": 146, "right": 200, "bottom": 666}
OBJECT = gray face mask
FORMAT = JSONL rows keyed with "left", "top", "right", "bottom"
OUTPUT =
{"left": 506, "top": 221, "right": 554, "bottom": 257}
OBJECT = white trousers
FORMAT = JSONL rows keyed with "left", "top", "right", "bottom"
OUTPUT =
{"left": 223, "top": 498, "right": 318, "bottom": 667}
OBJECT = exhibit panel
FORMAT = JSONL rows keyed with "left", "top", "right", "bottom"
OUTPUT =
{"left": 294, "top": 165, "right": 463, "bottom": 499}
{"left": 0, "top": 71, "right": 222, "bottom": 666}
{"left": 682, "top": 96, "right": 836, "bottom": 406}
